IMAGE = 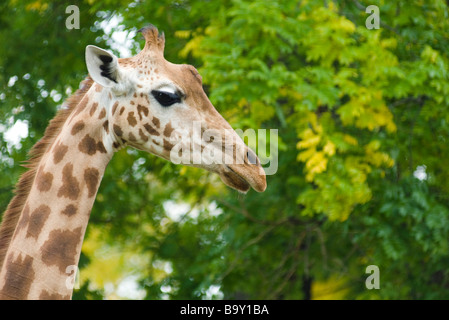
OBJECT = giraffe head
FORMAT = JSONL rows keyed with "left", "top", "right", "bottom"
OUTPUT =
{"left": 85, "top": 25, "right": 266, "bottom": 193}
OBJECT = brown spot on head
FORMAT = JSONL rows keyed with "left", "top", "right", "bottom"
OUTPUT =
{"left": 40, "top": 227, "right": 82, "bottom": 274}
{"left": 113, "top": 124, "right": 123, "bottom": 137}
{"left": 89, "top": 102, "right": 98, "bottom": 117}
{"left": 0, "top": 254, "right": 35, "bottom": 300}
{"left": 61, "top": 204, "right": 77, "bottom": 217}
{"left": 78, "top": 134, "right": 97, "bottom": 155}
{"left": 144, "top": 123, "right": 160, "bottom": 136}
{"left": 119, "top": 107, "right": 125, "bottom": 115}
{"left": 163, "top": 122, "right": 174, "bottom": 138}
{"left": 36, "top": 168, "right": 53, "bottom": 192}
{"left": 71, "top": 120, "right": 85, "bottom": 136}
{"left": 84, "top": 168, "right": 100, "bottom": 198}
{"left": 128, "top": 132, "right": 137, "bottom": 142}
{"left": 152, "top": 117, "right": 160, "bottom": 128}
{"left": 138, "top": 129, "right": 149, "bottom": 142}
{"left": 57, "top": 163, "right": 80, "bottom": 200}
{"left": 137, "top": 104, "right": 149, "bottom": 120}
{"left": 127, "top": 112, "right": 137, "bottom": 127}
{"left": 26, "top": 205, "right": 51, "bottom": 239}
{"left": 163, "top": 139, "right": 174, "bottom": 152}
{"left": 53, "top": 142, "right": 68, "bottom": 164}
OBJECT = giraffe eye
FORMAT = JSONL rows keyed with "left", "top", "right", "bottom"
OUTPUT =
{"left": 151, "top": 90, "right": 182, "bottom": 107}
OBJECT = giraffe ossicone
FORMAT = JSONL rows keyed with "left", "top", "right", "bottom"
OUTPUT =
{"left": 0, "top": 24, "right": 266, "bottom": 300}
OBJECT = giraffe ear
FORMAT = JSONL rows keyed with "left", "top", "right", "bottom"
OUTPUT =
{"left": 85, "top": 45, "right": 120, "bottom": 88}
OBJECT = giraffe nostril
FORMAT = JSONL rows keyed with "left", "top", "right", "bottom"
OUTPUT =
{"left": 246, "top": 148, "right": 259, "bottom": 165}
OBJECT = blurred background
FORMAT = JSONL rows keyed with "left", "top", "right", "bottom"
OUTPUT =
{"left": 1, "top": 0, "right": 449, "bottom": 299}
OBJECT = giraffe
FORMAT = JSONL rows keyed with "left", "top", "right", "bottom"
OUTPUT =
{"left": 0, "top": 25, "right": 266, "bottom": 300}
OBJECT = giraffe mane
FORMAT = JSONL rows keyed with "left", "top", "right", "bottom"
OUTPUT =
{"left": 0, "top": 76, "right": 94, "bottom": 271}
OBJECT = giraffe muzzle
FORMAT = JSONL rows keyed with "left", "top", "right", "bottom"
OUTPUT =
{"left": 219, "top": 148, "right": 267, "bottom": 193}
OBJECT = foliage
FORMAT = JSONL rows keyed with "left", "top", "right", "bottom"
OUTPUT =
{"left": 1, "top": 0, "right": 449, "bottom": 299}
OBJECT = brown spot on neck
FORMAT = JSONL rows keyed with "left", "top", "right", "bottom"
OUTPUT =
{"left": 0, "top": 254, "right": 35, "bottom": 300}
{"left": 98, "top": 108, "right": 106, "bottom": 119}
{"left": 53, "top": 142, "right": 68, "bottom": 164}
{"left": 89, "top": 102, "right": 98, "bottom": 117}
{"left": 61, "top": 204, "right": 77, "bottom": 217}
{"left": 78, "top": 135, "right": 97, "bottom": 155}
{"left": 71, "top": 120, "right": 85, "bottom": 136}
{"left": 96, "top": 141, "right": 107, "bottom": 154}
{"left": 39, "top": 290, "right": 70, "bottom": 300}
{"left": 26, "top": 205, "right": 51, "bottom": 239}
{"left": 78, "top": 134, "right": 107, "bottom": 155}
{"left": 113, "top": 124, "right": 123, "bottom": 137}
{"left": 40, "top": 227, "right": 82, "bottom": 274}
{"left": 84, "top": 168, "right": 100, "bottom": 198}
{"left": 57, "top": 163, "right": 80, "bottom": 200}
{"left": 112, "top": 102, "right": 119, "bottom": 115}
{"left": 36, "top": 168, "right": 53, "bottom": 192}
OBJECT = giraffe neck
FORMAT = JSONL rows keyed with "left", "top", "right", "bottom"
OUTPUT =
{"left": 0, "top": 84, "right": 115, "bottom": 299}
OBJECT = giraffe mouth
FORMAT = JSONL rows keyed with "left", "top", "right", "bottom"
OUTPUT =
{"left": 219, "top": 165, "right": 251, "bottom": 193}
{"left": 219, "top": 164, "right": 266, "bottom": 193}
